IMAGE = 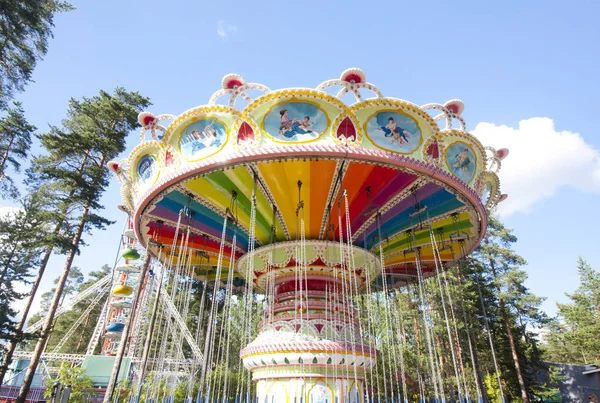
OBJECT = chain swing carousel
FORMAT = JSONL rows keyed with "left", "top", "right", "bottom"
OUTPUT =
{"left": 110, "top": 68, "right": 509, "bottom": 403}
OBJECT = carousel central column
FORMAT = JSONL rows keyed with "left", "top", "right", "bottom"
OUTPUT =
{"left": 240, "top": 241, "right": 380, "bottom": 403}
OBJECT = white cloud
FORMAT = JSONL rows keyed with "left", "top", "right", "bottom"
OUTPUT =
{"left": 472, "top": 118, "right": 600, "bottom": 217}
{"left": 217, "top": 20, "right": 238, "bottom": 39}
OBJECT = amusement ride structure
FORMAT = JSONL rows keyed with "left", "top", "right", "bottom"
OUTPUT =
{"left": 10, "top": 68, "right": 510, "bottom": 403}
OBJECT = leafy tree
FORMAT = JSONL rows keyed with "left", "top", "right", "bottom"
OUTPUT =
{"left": 15, "top": 88, "right": 150, "bottom": 403}
{"left": 0, "top": 102, "right": 37, "bottom": 199}
{"left": 543, "top": 258, "right": 600, "bottom": 364}
{"left": 44, "top": 363, "right": 96, "bottom": 403}
{"left": 0, "top": 0, "right": 74, "bottom": 108}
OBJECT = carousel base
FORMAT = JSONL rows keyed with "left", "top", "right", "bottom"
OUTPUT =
{"left": 256, "top": 377, "right": 362, "bottom": 403}
{"left": 240, "top": 240, "right": 378, "bottom": 403}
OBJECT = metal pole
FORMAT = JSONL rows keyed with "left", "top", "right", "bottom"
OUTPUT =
{"left": 103, "top": 254, "right": 153, "bottom": 403}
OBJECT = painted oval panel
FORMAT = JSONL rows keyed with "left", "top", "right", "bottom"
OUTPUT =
{"left": 179, "top": 118, "right": 227, "bottom": 161}
{"left": 365, "top": 111, "right": 422, "bottom": 154}
{"left": 136, "top": 154, "right": 157, "bottom": 184}
{"left": 446, "top": 142, "right": 477, "bottom": 183}
{"left": 263, "top": 101, "right": 328, "bottom": 142}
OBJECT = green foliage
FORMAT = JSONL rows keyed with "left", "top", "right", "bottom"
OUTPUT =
{"left": 0, "top": 194, "right": 48, "bottom": 346}
{"left": 44, "top": 363, "right": 96, "bottom": 403}
{"left": 471, "top": 217, "right": 549, "bottom": 401}
{"left": 529, "top": 365, "right": 563, "bottom": 402}
{"left": 484, "top": 373, "right": 503, "bottom": 403}
{"left": 0, "top": 102, "right": 37, "bottom": 198}
{"left": 0, "top": 0, "right": 74, "bottom": 108}
{"left": 543, "top": 258, "right": 600, "bottom": 364}
{"left": 114, "top": 379, "right": 134, "bottom": 403}
{"left": 27, "top": 88, "right": 151, "bottom": 249}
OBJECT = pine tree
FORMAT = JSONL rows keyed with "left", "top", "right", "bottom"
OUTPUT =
{"left": 0, "top": 0, "right": 74, "bottom": 108}
{"left": 0, "top": 195, "right": 46, "bottom": 347}
{"left": 15, "top": 88, "right": 150, "bottom": 403}
{"left": 476, "top": 218, "right": 529, "bottom": 401}
{"left": 0, "top": 183, "right": 73, "bottom": 386}
{"left": 544, "top": 258, "right": 600, "bottom": 364}
{"left": 473, "top": 217, "right": 547, "bottom": 402}
{"left": 0, "top": 102, "right": 37, "bottom": 199}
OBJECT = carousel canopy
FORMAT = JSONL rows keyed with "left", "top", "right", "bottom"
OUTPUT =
{"left": 111, "top": 68, "right": 507, "bottom": 289}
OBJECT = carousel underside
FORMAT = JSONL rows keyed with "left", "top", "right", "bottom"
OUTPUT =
{"left": 137, "top": 157, "right": 481, "bottom": 289}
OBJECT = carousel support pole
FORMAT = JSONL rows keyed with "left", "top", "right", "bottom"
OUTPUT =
{"left": 103, "top": 252, "right": 153, "bottom": 403}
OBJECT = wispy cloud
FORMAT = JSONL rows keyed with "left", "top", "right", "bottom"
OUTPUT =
{"left": 217, "top": 20, "right": 238, "bottom": 40}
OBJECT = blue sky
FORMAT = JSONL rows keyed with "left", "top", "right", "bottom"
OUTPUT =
{"left": 4, "top": 0, "right": 600, "bottom": 318}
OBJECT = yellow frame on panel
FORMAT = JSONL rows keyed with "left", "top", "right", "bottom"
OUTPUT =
{"left": 444, "top": 140, "right": 478, "bottom": 185}
{"left": 362, "top": 108, "right": 424, "bottom": 155}
{"left": 260, "top": 98, "right": 331, "bottom": 145}
{"left": 177, "top": 115, "right": 230, "bottom": 162}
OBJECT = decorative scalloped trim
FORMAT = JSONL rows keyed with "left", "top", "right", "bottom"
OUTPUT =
{"left": 120, "top": 182, "right": 134, "bottom": 214}
{"left": 438, "top": 129, "right": 487, "bottom": 170}
{"left": 127, "top": 141, "right": 164, "bottom": 195}
{"left": 474, "top": 171, "right": 501, "bottom": 211}
{"left": 240, "top": 340, "right": 377, "bottom": 358}
{"left": 237, "top": 240, "right": 381, "bottom": 289}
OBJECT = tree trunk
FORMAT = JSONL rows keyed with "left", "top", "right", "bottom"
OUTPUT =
{"left": 0, "top": 245, "right": 18, "bottom": 285}
{"left": 489, "top": 257, "right": 529, "bottom": 403}
{"left": 15, "top": 205, "right": 90, "bottom": 403}
{"left": 499, "top": 297, "right": 529, "bottom": 402}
